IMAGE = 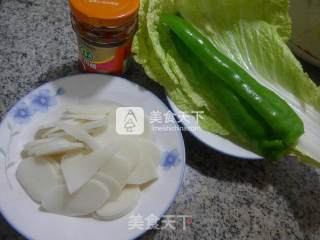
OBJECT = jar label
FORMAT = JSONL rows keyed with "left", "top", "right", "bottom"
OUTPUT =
{"left": 77, "top": 37, "right": 131, "bottom": 74}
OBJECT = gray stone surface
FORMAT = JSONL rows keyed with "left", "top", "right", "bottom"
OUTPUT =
{"left": 1, "top": 0, "right": 320, "bottom": 239}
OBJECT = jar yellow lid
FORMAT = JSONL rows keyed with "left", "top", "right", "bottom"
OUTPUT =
{"left": 69, "top": 0, "right": 140, "bottom": 27}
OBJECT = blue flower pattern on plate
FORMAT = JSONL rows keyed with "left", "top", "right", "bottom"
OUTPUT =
{"left": 10, "top": 102, "right": 33, "bottom": 124}
{"left": 56, "top": 87, "right": 65, "bottom": 96}
{"left": 161, "top": 149, "right": 180, "bottom": 170}
{"left": 30, "top": 89, "right": 57, "bottom": 112}
{"left": 9, "top": 88, "right": 64, "bottom": 124}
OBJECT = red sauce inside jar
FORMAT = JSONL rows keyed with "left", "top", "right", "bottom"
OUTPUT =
{"left": 69, "top": 0, "right": 139, "bottom": 75}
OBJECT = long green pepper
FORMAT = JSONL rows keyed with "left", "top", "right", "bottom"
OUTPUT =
{"left": 171, "top": 32, "right": 286, "bottom": 159}
{"left": 161, "top": 15, "right": 304, "bottom": 158}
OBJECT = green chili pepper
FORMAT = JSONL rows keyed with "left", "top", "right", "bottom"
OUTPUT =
{"left": 171, "top": 31, "right": 287, "bottom": 159}
{"left": 161, "top": 14, "right": 304, "bottom": 150}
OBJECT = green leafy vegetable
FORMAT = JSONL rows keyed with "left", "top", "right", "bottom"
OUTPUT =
{"left": 133, "top": 0, "right": 320, "bottom": 166}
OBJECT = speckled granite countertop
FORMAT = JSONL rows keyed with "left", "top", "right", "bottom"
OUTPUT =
{"left": 1, "top": 1, "right": 320, "bottom": 240}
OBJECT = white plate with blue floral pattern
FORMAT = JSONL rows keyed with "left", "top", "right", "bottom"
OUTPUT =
{"left": 0, "top": 74, "right": 185, "bottom": 240}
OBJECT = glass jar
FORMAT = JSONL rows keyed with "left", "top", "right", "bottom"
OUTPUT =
{"left": 69, "top": 0, "right": 139, "bottom": 74}
{"left": 290, "top": 0, "right": 320, "bottom": 66}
